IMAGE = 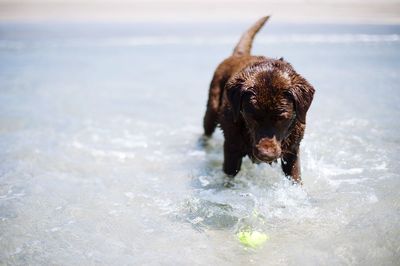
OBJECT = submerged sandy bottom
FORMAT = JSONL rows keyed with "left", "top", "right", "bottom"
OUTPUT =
{"left": 0, "top": 22, "right": 399, "bottom": 265}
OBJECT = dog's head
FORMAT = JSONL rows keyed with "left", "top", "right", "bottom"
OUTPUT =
{"left": 226, "top": 60, "right": 314, "bottom": 163}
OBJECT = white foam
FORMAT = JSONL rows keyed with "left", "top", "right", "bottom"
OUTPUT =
{"left": 327, "top": 177, "right": 371, "bottom": 186}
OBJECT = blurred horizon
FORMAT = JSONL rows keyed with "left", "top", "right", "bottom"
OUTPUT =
{"left": 1, "top": 0, "right": 400, "bottom": 24}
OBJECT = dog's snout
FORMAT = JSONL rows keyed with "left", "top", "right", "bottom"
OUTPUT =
{"left": 254, "top": 137, "right": 281, "bottom": 162}
{"left": 259, "top": 146, "right": 279, "bottom": 157}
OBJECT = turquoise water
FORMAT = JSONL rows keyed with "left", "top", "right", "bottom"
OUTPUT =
{"left": 0, "top": 22, "right": 399, "bottom": 265}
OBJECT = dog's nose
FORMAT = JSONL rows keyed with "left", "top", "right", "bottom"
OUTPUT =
{"left": 259, "top": 146, "right": 279, "bottom": 157}
{"left": 254, "top": 138, "right": 281, "bottom": 162}
{"left": 257, "top": 147, "right": 281, "bottom": 161}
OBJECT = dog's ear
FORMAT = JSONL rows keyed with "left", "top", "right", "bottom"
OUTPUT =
{"left": 226, "top": 78, "right": 245, "bottom": 122}
{"left": 288, "top": 80, "right": 315, "bottom": 124}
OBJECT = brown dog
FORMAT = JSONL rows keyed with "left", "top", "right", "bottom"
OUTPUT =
{"left": 203, "top": 16, "right": 314, "bottom": 183}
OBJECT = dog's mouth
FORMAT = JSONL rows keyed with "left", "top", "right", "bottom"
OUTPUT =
{"left": 252, "top": 150, "right": 280, "bottom": 164}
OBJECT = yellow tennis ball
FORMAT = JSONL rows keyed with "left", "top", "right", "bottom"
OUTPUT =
{"left": 237, "top": 230, "right": 269, "bottom": 248}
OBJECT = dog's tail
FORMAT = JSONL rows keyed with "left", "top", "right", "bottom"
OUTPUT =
{"left": 232, "top": 16, "right": 270, "bottom": 56}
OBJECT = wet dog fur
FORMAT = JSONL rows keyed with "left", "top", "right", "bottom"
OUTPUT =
{"left": 203, "top": 16, "right": 314, "bottom": 183}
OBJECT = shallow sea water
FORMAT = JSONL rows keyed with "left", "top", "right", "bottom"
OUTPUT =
{"left": 0, "top": 22, "right": 399, "bottom": 265}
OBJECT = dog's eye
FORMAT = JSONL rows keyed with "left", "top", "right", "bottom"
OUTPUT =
{"left": 243, "top": 104, "right": 255, "bottom": 114}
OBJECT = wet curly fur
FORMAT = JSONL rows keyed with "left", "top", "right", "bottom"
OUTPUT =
{"left": 203, "top": 16, "right": 315, "bottom": 183}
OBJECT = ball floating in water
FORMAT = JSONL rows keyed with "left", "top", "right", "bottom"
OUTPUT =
{"left": 236, "top": 230, "right": 269, "bottom": 248}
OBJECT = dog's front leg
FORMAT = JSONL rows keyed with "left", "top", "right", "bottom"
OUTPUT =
{"left": 281, "top": 150, "right": 302, "bottom": 184}
{"left": 223, "top": 139, "right": 244, "bottom": 177}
